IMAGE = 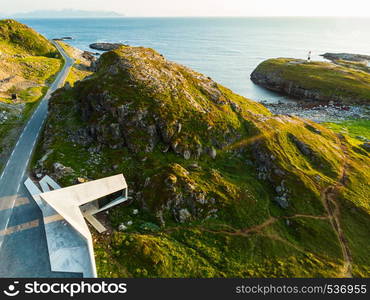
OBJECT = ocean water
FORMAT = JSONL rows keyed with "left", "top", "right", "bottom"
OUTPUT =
{"left": 19, "top": 17, "right": 370, "bottom": 103}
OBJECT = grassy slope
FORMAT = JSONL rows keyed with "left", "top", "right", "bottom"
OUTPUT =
{"left": 252, "top": 58, "right": 370, "bottom": 104}
{"left": 0, "top": 19, "right": 57, "bottom": 56}
{"left": 0, "top": 19, "right": 62, "bottom": 103}
{"left": 324, "top": 120, "right": 370, "bottom": 141}
{"left": 0, "top": 19, "right": 63, "bottom": 170}
{"left": 33, "top": 47, "right": 370, "bottom": 278}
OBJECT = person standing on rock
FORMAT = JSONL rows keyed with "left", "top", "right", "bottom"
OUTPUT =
{"left": 307, "top": 51, "right": 312, "bottom": 62}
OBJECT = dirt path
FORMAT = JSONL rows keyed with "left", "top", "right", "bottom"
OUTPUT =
{"left": 240, "top": 217, "right": 277, "bottom": 234}
{"left": 283, "top": 214, "right": 329, "bottom": 220}
{"left": 321, "top": 138, "right": 352, "bottom": 278}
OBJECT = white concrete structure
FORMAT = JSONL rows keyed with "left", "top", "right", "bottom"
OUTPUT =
{"left": 25, "top": 174, "right": 129, "bottom": 278}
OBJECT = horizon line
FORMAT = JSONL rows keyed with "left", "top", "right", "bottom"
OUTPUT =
{"left": 3, "top": 15, "right": 370, "bottom": 19}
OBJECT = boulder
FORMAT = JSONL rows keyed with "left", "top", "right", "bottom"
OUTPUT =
{"left": 52, "top": 162, "right": 74, "bottom": 178}
{"left": 361, "top": 142, "right": 370, "bottom": 151}
{"left": 275, "top": 196, "right": 289, "bottom": 209}
{"left": 209, "top": 147, "right": 217, "bottom": 159}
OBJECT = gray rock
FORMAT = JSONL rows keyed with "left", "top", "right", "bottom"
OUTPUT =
{"left": 275, "top": 196, "right": 289, "bottom": 209}
{"left": 230, "top": 101, "right": 241, "bottom": 112}
{"left": 356, "top": 136, "right": 366, "bottom": 141}
{"left": 188, "top": 163, "right": 201, "bottom": 171}
{"left": 118, "top": 224, "right": 127, "bottom": 231}
{"left": 209, "top": 147, "right": 217, "bottom": 159}
{"left": 183, "top": 150, "right": 191, "bottom": 160}
{"left": 245, "top": 160, "right": 254, "bottom": 166}
{"left": 64, "top": 82, "right": 72, "bottom": 90}
{"left": 321, "top": 52, "right": 370, "bottom": 63}
{"left": 195, "top": 192, "right": 207, "bottom": 205}
{"left": 53, "top": 162, "right": 74, "bottom": 176}
{"left": 289, "top": 134, "right": 312, "bottom": 157}
{"left": 361, "top": 142, "right": 370, "bottom": 151}
{"left": 276, "top": 186, "right": 283, "bottom": 194}
{"left": 177, "top": 123, "right": 182, "bottom": 134}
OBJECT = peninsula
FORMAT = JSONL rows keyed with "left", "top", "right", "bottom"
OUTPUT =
{"left": 251, "top": 57, "right": 370, "bottom": 105}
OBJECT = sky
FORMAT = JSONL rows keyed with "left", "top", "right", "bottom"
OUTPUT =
{"left": 2, "top": 0, "right": 370, "bottom": 17}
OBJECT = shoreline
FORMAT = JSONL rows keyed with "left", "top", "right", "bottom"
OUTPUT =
{"left": 262, "top": 101, "right": 370, "bottom": 123}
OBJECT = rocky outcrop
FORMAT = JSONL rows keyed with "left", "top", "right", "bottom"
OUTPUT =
{"left": 140, "top": 163, "right": 218, "bottom": 225}
{"left": 252, "top": 140, "right": 290, "bottom": 209}
{"left": 251, "top": 67, "right": 326, "bottom": 102}
{"left": 361, "top": 142, "right": 370, "bottom": 152}
{"left": 89, "top": 43, "right": 126, "bottom": 51}
{"left": 81, "top": 51, "right": 97, "bottom": 62}
{"left": 53, "top": 37, "right": 73, "bottom": 41}
{"left": 73, "top": 46, "right": 265, "bottom": 159}
{"left": 321, "top": 53, "right": 370, "bottom": 63}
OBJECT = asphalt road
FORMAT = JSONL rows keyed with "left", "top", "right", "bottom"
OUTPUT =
{"left": 0, "top": 41, "right": 78, "bottom": 277}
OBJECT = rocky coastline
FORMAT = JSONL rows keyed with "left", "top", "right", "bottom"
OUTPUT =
{"left": 262, "top": 101, "right": 369, "bottom": 123}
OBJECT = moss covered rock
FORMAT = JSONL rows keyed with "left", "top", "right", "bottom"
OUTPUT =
{"left": 34, "top": 46, "right": 370, "bottom": 278}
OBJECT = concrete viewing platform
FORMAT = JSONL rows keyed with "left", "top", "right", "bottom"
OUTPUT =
{"left": 24, "top": 174, "right": 129, "bottom": 278}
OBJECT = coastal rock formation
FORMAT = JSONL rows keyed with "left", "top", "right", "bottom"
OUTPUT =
{"left": 251, "top": 58, "right": 370, "bottom": 105}
{"left": 89, "top": 43, "right": 126, "bottom": 51}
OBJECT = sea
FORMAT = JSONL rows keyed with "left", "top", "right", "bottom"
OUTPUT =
{"left": 18, "top": 17, "right": 370, "bottom": 103}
